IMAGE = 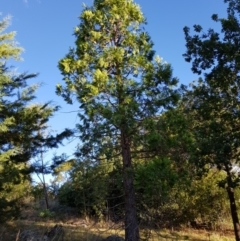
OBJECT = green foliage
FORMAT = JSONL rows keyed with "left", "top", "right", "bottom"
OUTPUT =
{"left": 58, "top": 1, "right": 181, "bottom": 238}
{"left": 0, "top": 15, "right": 22, "bottom": 63}
{"left": 136, "top": 163, "right": 230, "bottom": 227}
{"left": 0, "top": 16, "right": 63, "bottom": 222}
{"left": 0, "top": 67, "right": 57, "bottom": 221}
{"left": 134, "top": 157, "right": 179, "bottom": 226}
{"left": 31, "top": 184, "right": 45, "bottom": 201}
{"left": 135, "top": 158, "right": 177, "bottom": 203}
{"left": 188, "top": 170, "right": 229, "bottom": 223}
{"left": 183, "top": 0, "right": 240, "bottom": 190}
{"left": 183, "top": 0, "right": 240, "bottom": 238}
{"left": 58, "top": 181, "right": 77, "bottom": 208}
{"left": 161, "top": 170, "right": 227, "bottom": 225}
{"left": 57, "top": 156, "right": 232, "bottom": 227}
{"left": 58, "top": 159, "right": 120, "bottom": 220}
{"left": 57, "top": 0, "right": 180, "bottom": 162}
{"left": 38, "top": 208, "right": 55, "bottom": 218}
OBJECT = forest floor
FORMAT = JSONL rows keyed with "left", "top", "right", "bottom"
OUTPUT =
{"left": 0, "top": 200, "right": 235, "bottom": 241}
{"left": 0, "top": 219, "right": 235, "bottom": 241}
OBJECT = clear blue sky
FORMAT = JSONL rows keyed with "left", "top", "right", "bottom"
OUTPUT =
{"left": 1, "top": 0, "right": 227, "bottom": 159}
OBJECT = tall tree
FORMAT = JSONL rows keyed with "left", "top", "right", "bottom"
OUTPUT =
{"left": 183, "top": 0, "right": 240, "bottom": 239}
{"left": 57, "top": 0, "right": 179, "bottom": 240}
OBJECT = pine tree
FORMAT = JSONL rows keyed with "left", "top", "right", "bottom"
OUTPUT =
{"left": 57, "top": 1, "right": 179, "bottom": 240}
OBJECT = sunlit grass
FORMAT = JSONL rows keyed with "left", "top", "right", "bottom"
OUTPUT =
{"left": 0, "top": 220, "right": 235, "bottom": 241}
{"left": 152, "top": 228, "right": 235, "bottom": 241}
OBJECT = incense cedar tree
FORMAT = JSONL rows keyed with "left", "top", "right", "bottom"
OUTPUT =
{"left": 57, "top": 0, "right": 180, "bottom": 240}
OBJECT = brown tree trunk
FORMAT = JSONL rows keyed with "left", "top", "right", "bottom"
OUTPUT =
{"left": 121, "top": 131, "right": 139, "bottom": 241}
{"left": 226, "top": 168, "right": 240, "bottom": 241}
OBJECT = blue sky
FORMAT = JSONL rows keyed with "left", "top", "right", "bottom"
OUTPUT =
{"left": 1, "top": 0, "right": 227, "bottom": 160}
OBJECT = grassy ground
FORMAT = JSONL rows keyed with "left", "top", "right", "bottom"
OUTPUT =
{"left": 1, "top": 199, "right": 234, "bottom": 240}
{"left": 0, "top": 220, "right": 235, "bottom": 241}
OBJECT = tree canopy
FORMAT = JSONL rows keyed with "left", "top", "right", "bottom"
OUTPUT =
{"left": 183, "top": 0, "right": 240, "bottom": 239}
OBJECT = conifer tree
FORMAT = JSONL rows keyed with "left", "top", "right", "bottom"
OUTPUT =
{"left": 0, "top": 15, "right": 22, "bottom": 62}
{"left": 58, "top": 1, "right": 179, "bottom": 240}
{"left": 0, "top": 16, "right": 71, "bottom": 221}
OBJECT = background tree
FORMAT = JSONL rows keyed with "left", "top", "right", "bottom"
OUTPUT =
{"left": 58, "top": 158, "right": 117, "bottom": 220}
{"left": 0, "top": 68, "right": 55, "bottom": 221}
{"left": 0, "top": 15, "right": 72, "bottom": 221}
{"left": 183, "top": 0, "right": 240, "bottom": 239}
{"left": 32, "top": 145, "right": 71, "bottom": 210}
{"left": 57, "top": 0, "right": 180, "bottom": 239}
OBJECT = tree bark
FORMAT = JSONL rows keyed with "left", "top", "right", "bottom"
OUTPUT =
{"left": 41, "top": 151, "right": 49, "bottom": 210}
{"left": 121, "top": 131, "right": 139, "bottom": 241}
{"left": 226, "top": 168, "right": 240, "bottom": 241}
{"left": 43, "top": 182, "right": 49, "bottom": 210}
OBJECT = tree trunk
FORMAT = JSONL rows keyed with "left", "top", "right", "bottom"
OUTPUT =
{"left": 41, "top": 151, "right": 49, "bottom": 210}
{"left": 121, "top": 131, "right": 139, "bottom": 241}
{"left": 226, "top": 168, "right": 240, "bottom": 241}
{"left": 43, "top": 182, "right": 49, "bottom": 209}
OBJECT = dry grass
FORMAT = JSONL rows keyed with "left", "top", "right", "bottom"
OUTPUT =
{"left": 16, "top": 199, "right": 235, "bottom": 240}
{"left": 151, "top": 228, "right": 235, "bottom": 241}
{"left": 0, "top": 220, "right": 235, "bottom": 241}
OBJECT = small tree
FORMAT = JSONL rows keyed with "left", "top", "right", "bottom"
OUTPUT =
{"left": 33, "top": 152, "right": 71, "bottom": 209}
{"left": 57, "top": 0, "right": 180, "bottom": 240}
